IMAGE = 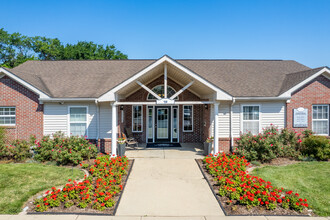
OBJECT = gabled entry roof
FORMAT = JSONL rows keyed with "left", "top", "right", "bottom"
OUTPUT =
{"left": 1, "top": 55, "right": 328, "bottom": 99}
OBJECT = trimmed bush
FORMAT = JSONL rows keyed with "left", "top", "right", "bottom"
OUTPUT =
{"left": 0, "top": 139, "right": 32, "bottom": 162}
{"left": 301, "top": 135, "right": 330, "bottom": 161}
{"left": 235, "top": 125, "right": 302, "bottom": 162}
{"left": 34, "top": 132, "right": 98, "bottom": 165}
{"left": 0, "top": 127, "right": 5, "bottom": 146}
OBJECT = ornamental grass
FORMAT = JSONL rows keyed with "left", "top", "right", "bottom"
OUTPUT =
{"left": 33, "top": 155, "right": 128, "bottom": 212}
{"left": 203, "top": 153, "right": 309, "bottom": 212}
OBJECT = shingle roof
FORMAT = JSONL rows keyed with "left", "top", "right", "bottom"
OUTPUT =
{"left": 7, "top": 58, "right": 316, "bottom": 98}
{"left": 278, "top": 67, "right": 325, "bottom": 96}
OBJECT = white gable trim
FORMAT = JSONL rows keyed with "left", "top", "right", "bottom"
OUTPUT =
{"left": 279, "top": 67, "right": 330, "bottom": 97}
{"left": 0, "top": 67, "right": 50, "bottom": 99}
{"left": 98, "top": 55, "right": 232, "bottom": 102}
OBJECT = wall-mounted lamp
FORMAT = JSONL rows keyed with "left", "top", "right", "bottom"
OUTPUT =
{"left": 204, "top": 104, "right": 208, "bottom": 110}
{"left": 120, "top": 105, "right": 124, "bottom": 110}
{"left": 59, "top": 101, "right": 64, "bottom": 105}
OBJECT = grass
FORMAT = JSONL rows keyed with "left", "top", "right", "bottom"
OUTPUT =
{"left": 0, "top": 163, "right": 84, "bottom": 214}
{"left": 252, "top": 162, "right": 330, "bottom": 216}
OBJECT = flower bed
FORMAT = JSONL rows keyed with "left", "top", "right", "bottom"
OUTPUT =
{"left": 29, "top": 155, "right": 132, "bottom": 215}
{"left": 198, "top": 153, "right": 311, "bottom": 216}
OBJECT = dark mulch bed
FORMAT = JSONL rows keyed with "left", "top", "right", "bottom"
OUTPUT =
{"left": 196, "top": 159, "right": 312, "bottom": 216}
{"left": 26, "top": 159, "right": 134, "bottom": 216}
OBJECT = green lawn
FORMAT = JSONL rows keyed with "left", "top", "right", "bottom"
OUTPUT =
{"left": 252, "top": 162, "right": 330, "bottom": 216}
{"left": 0, "top": 163, "right": 83, "bottom": 214}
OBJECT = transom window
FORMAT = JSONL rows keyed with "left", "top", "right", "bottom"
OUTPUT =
{"left": 242, "top": 105, "right": 260, "bottom": 135}
{"left": 147, "top": 85, "right": 178, "bottom": 100}
{"left": 0, "top": 107, "right": 16, "bottom": 126}
{"left": 132, "top": 105, "right": 143, "bottom": 132}
{"left": 312, "top": 105, "right": 329, "bottom": 135}
{"left": 69, "top": 107, "right": 88, "bottom": 137}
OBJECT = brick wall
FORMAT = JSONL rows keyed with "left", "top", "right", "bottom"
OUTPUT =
{"left": 286, "top": 75, "right": 330, "bottom": 134}
{"left": 0, "top": 76, "right": 43, "bottom": 141}
{"left": 122, "top": 75, "right": 210, "bottom": 143}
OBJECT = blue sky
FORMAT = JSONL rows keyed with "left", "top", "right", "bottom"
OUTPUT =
{"left": 1, "top": 0, "right": 329, "bottom": 68}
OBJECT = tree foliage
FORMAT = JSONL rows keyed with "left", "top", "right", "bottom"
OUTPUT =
{"left": 0, "top": 28, "right": 127, "bottom": 68}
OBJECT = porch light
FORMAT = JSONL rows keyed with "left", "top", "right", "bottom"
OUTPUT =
{"left": 204, "top": 104, "right": 208, "bottom": 110}
{"left": 120, "top": 105, "right": 124, "bottom": 110}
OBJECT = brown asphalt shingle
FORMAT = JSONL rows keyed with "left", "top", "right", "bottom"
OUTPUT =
{"left": 8, "top": 58, "right": 316, "bottom": 98}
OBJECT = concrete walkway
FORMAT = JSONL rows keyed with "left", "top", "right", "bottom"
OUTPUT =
{"left": 0, "top": 215, "right": 327, "bottom": 220}
{"left": 117, "top": 143, "right": 223, "bottom": 216}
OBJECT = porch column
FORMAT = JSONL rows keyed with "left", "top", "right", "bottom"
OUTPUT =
{"left": 111, "top": 102, "right": 117, "bottom": 157}
{"left": 213, "top": 102, "right": 219, "bottom": 156}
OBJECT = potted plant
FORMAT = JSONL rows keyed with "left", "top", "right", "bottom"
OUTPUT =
{"left": 117, "top": 138, "right": 126, "bottom": 156}
{"left": 204, "top": 137, "right": 213, "bottom": 156}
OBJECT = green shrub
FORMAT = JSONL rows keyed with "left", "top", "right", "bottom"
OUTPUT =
{"left": 34, "top": 132, "right": 98, "bottom": 165}
{"left": 235, "top": 125, "right": 302, "bottom": 162}
{"left": 0, "top": 127, "right": 6, "bottom": 146}
{"left": 301, "top": 136, "right": 330, "bottom": 161}
{"left": 0, "top": 139, "right": 32, "bottom": 162}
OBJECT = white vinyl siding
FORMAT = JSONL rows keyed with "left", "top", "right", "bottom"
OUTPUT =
{"left": 44, "top": 102, "right": 97, "bottom": 138}
{"left": 98, "top": 102, "right": 112, "bottom": 138}
{"left": 215, "top": 101, "right": 286, "bottom": 138}
{"left": 218, "top": 104, "right": 230, "bottom": 137}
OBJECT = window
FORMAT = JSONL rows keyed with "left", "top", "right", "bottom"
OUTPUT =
{"left": 0, "top": 107, "right": 16, "bottom": 126}
{"left": 312, "top": 105, "right": 329, "bottom": 135}
{"left": 132, "top": 105, "right": 143, "bottom": 132}
{"left": 147, "top": 85, "right": 178, "bottom": 100}
{"left": 242, "top": 105, "right": 260, "bottom": 135}
{"left": 69, "top": 107, "right": 88, "bottom": 137}
{"left": 183, "top": 105, "right": 193, "bottom": 132}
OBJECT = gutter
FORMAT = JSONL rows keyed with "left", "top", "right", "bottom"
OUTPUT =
{"left": 234, "top": 96, "right": 291, "bottom": 101}
{"left": 39, "top": 98, "right": 97, "bottom": 104}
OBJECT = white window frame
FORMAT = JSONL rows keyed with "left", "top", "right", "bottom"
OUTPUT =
{"left": 171, "top": 105, "right": 179, "bottom": 142}
{"left": 147, "top": 84, "right": 179, "bottom": 100}
{"left": 241, "top": 104, "right": 261, "bottom": 135}
{"left": 183, "top": 105, "right": 193, "bottom": 132}
{"left": 312, "top": 104, "right": 329, "bottom": 136}
{"left": 132, "top": 105, "right": 143, "bottom": 133}
{"left": 67, "top": 106, "right": 89, "bottom": 137}
{"left": 146, "top": 105, "right": 154, "bottom": 142}
{"left": 0, "top": 107, "right": 16, "bottom": 126}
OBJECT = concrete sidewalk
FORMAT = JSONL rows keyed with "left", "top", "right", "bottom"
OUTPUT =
{"left": 0, "top": 215, "right": 327, "bottom": 220}
{"left": 115, "top": 158, "right": 223, "bottom": 216}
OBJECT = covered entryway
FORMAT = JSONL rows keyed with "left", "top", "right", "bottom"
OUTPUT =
{"left": 97, "top": 55, "right": 232, "bottom": 156}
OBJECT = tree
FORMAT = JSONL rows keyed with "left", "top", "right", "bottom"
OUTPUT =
{"left": 0, "top": 28, "right": 127, "bottom": 68}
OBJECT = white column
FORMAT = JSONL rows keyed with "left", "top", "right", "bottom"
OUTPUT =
{"left": 111, "top": 102, "right": 118, "bottom": 157}
{"left": 213, "top": 102, "right": 219, "bottom": 156}
{"left": 164, "top": 63, "right": 167, "bottom": 98}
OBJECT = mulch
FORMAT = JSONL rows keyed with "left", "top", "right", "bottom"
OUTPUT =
{"left": 196, "top": 159, "right": 313, "bottom": 216}
{"left": 26, "top": 159, "right": 134, "bottom": 216}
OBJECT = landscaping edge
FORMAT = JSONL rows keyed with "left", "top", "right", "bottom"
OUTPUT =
{"left": 195, "top": 159, "right": 310, "bottom": 217}
{"left": 26, "top": 159, "right": 135, "bottom": 216}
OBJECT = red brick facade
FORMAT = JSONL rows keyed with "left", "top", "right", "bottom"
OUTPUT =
{"left": 121, "top": 76, "right": 211, "bottom": 143}
{"left": 286, "top": 75, "right": 330, "bottom": 135}
{"left": 0, "top": 76, "right": 43, "bottom": 141}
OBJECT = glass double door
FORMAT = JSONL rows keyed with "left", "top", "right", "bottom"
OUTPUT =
{"left": 147, "top": 106, "right": 178, "bottom": 143}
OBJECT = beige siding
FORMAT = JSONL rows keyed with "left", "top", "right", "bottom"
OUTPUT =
{"left": 44, "top": 102, "right": 98, "bottom": 139}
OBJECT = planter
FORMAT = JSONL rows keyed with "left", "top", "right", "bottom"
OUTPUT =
{"left": 117, "top": 143, "right": 126, "bottom": 156}
{"left": 204, "top": 142, "right": 212, "bottom": 156}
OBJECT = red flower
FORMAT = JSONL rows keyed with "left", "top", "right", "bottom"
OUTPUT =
{"left": 101, "top": 203, "right": 105, "bottom": 206}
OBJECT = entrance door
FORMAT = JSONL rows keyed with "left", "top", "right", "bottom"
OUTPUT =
{"left": 155, "top": 106, "right": 171, "bottom": 142}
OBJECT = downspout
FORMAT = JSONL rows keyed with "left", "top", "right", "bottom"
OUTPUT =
{"left": 230, "top": 97, "right": 236, "bottom": 152}
{"left": 95, "top": 100, "right": 100, "bottom": 147}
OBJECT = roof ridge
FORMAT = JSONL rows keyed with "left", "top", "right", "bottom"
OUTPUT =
{"left": 285, "top": 66, "right": 325, "bottom": 75}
